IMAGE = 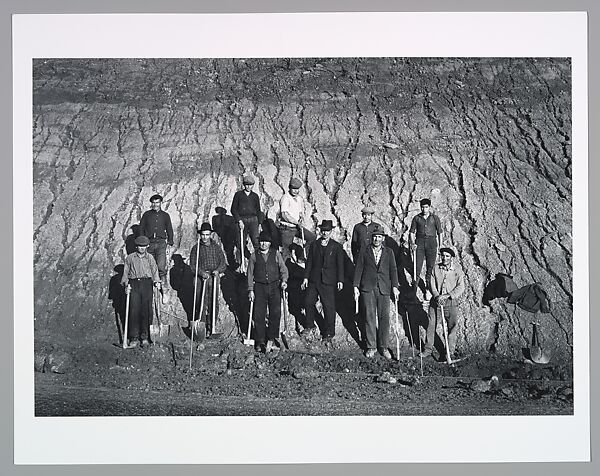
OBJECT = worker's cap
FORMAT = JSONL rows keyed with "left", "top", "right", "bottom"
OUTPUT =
{"left": 361, "top": 206, "right": 375, "bottom": 214}
{"left": 439, "top": 247, "right": 455, "bottom": 257}
{"left": 199, "top": 222, "right": 212, "bottom": 233}
{"left": 150, "top": 194, "right": 163, "bottom": 202}
{"left": 258, "top": 231, "right": 272, "bottom": 242}
{"left": 242, "top": 175, "right": 255, "bottom": 185}
{"left": 420, "top": 198, "right": 431, "bottom": 206}
{"left": 134, "top": 235, "right": 150, "bottom": 246}
{"left": 319, "top": 219, "right": 334, "bottom": 231}
{"left": 289, "top": 177, "right": 303, "bottom": 189}
{"left": 371, "top": 224, "right": 386, "bottom": 236}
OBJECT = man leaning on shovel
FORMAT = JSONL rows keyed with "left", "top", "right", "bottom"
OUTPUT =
{"left": 189, "top": 222, "right": 227, "bottom": 337}
{"left": 247, "top": 231, "right": 289, "bottom": 353}
{"left": 421, "top": 247, "right": 465, "bottom": 361}
{"left": 121, "top": 235, "right": 162, "bottom": 348}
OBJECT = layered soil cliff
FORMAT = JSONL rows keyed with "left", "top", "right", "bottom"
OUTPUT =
{"left": 32, "top": 58, "right": 572, "bottom": 361}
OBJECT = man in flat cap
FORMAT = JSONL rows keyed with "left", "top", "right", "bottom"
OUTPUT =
{"left": 139, "top": 194, "right": 175, "bottom": 300}
{"left": 231, "top": 175, "right": 263, "bottom": 252}
{"left": 351, "top": 206, "right": 381, "bottom": 263}
{"left": 409, "top": 198, "right": 443, "bottom": 298}
{"left": 278, "top": 177, "right": 315, "bottom": 261}
{"left": 353, "top": 224, "right": 400, "bottom": 358}
{"left": 121, "top": 235, "right": 162, "bottom": 347}
{"left": 301, "top": 219, "right": 344, "bottom": 345}
{"left": 421, "top": 247, "right": 465, "bottom": 360}
{"left": 189, "top": 222, "right": 227, "bottom": 336}
{"left": 247, "top": 231, "right": 289, "bottom": 353}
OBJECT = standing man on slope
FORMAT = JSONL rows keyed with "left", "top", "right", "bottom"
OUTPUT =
{"left": 189, "top": 222, "right": 227, "bottom": 337}
{"left": 421, "top": 247, "right": 465, "bottom": 360}
{"left": 231, "top": 175, "right": 263, "bottom": 251}
{"left": 301, "top": 219, "right": 344, "bottom": 346}
{"left": 351, "top": 206, "right": 380, "bottom": 263}
{"left": 278, "top": 177, "right": 316, "bottom": 261}
{"left": 247, "top": 231, "right": 289, "bottom": 353}
{"left": 139, "top": 194, "right": 175, "bottom": 303}
{"left": 353, "top": 224, "right": 400, "bottom": 359}
{"left": 121, "top": 235, "right": 162, "bottom": 347}
{"left": 409, "top": 198, "right": 443, "bottom": 299}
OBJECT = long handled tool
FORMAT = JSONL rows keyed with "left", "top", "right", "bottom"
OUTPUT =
{"left": 189, "top": 235, "right": 201, "bottom": 369}
{"left": 239, "top": 227, "right": 246, "bottom": 273}
{"left": 300, "top": 226, "right": 306, "bottom": 260}
{"left": 151, "top": 286, "right": 161, "bottom": 338}
{"left": 440, "top": 304, "right": 453, "bottom": 366}
{"left": 530, "top": 322, "right": 551, "bottom": 364}
{"left": 394, "top": 301, "right": 401, "bottom": 361}
{"left": 188, "top": 278, "right": 206, "bottom": 369}
{"left": 280, "top": 290, "right": 289, "bottom": 349}
{"left": 122, "top": 286, "right": 131, "bottom": 349}
{"left": 208, "top": 273, "right": 223, "bottom": 339}
{"left": 244, "top": 299, "right": 255, "bottom": 346}
{"left": 401, "top": 300, "right": 415, "bottom": 359}
{"left": 412, "top": 247, "right": 417, "bottom": 287}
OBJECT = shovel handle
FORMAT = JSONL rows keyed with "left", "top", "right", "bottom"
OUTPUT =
{"left": 247, "top": 299, "right": 254, "bottom": 340}
{"left": 123, "top": 288, "right": 131, "bottom": 349}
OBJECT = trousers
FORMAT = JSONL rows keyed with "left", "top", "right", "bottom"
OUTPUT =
{"left": 361, "top": 288, "right": 391, "bottom": 350}
{"left": 415, "top": 236, "right": 438, "bottom": 288}
{"left": 128, "top": 278, "right": 153, "bottom": 341}
{"left": 425, "top": 301, "right": 459, "bottom": 355}
{"left": 253, "top": 281, "right": 282, "bottom": 345}
{"left": 278, "top": 225, "right": 316, "bottom": 260}
{"left": 240, "top": 216, "right": 260, "bottom": 249}
{"left": 193, "top": 276, "right": 220, "bottom": 333}
{"left": 148, "top": 239, "right": 167, "bottom": 284}
{"left": 305, "top": 281, "right": 336, "bottom": 338}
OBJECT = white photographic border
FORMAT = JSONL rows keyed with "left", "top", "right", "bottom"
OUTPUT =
{"left": 13, "top": 12, "right": 589, "bottom": 464}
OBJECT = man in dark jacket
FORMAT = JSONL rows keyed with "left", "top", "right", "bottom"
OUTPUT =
{"left": 247, "top": 231, "right": 289, "bottom": 353}
{"left": 351, "top": 206, "right": 381, "bottom": 262}
{"left": 139, "top": 194, "right": 175, "bottom": 299}
{"left": 353, "top": 224, "right": 400, "bottom": 358}
{"left": 231, "top": 175, "right": 263, "bottom": 250}
{"left": 301, "top": 220, "right": 344, "bottom": 344}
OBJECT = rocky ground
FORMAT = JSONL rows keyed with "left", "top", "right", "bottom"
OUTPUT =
{"left": 32, "top": 58, "right": 572, "bottom": 415}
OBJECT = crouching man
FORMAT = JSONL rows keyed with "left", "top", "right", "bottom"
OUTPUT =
{"left": 247, "top": 231, "right": 289, "bottom": 353}
{"left": 121, "top": 235, "right": 162, "bottom": 347}
{"left": 421, "top": 247, "right": 465, "bottom": 360}
{"left": 353, "top": 224, "right": 400, "bottom": 359}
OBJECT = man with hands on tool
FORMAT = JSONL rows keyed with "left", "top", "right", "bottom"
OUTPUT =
{"left": 121, "top": 235, "right": 162, "bottom": 348}
{"left": 189, "top": 222, "right": 227, "bottom": 336}
{"left": 247, "top": 231, "right": 289, "bottom": 353}
{"left": 421, "top": 247, "right": 465, "bottom": 360}
{"left": 353, "top": 224, "right": 400, "bottom": 359}
{"left": 231, "top": 175, "right": 263, "bottom": 250}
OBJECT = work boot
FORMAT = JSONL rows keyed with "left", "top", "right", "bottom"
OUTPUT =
{"left": 141, "top": 339, "right": 150, "bottom": 347}
{"left": 266, "top": 340, "right": 276, "bottom": 353}
{"left": 381, "top": 348, "right": 392, "bottom": 360}
{"left": 254, "top": 343, "right": 265, "bottom": 353}
{"left": 127, "top": 339, "right": 139, "bottom": 349}
{"left": 301, "top": 327, "right": 317, "bottom": 339}
{"left": 365, "top": 349, "right": 377, "bottom": 358}
{"left": 419, "top": 349, "right": 432, "bottom": 358}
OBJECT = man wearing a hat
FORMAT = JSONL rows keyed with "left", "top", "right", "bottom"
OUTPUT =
{"left": 409, "top": 198, "right": 443, "bottom": 297}
{"left": 247, "top": 231, "right": 289, "bottom": 353}
{"left": 278, "top": 177, "right": 315, "bottom": 261}
{"left": 351, "top": 206, "right": 381, "bottom": 262}
{"left": 301, "top": 219, "right": 344, "bottom": 344}
{"left": 120, "top": 235, "right": 162, "bottom": 347}
{"left": 231, "top": 175, "right": 263, "bottom": 250}
{"left": 189, "top": 222, "right": 227, "bottom": 336}
{"left": 421, "top": 247, "right": 465, "bottom": 360}
{"left": 139, "top": 194, "right": 175, "bottom": 298}
{"left": 353, "top": 224, "right": 400, "bottom": 358}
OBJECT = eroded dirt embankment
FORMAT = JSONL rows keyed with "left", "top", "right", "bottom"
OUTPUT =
{"left": 32, "top": 58, "right": 572, "bottom": 361}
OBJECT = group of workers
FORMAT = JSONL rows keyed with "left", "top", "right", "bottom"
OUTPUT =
{"left": 120, "top": 176, "right": 465, "bottom": 361}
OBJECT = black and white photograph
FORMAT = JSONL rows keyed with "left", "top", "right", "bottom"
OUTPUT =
{"left": 13, "top": 11, "right": 589, "bottom": 464}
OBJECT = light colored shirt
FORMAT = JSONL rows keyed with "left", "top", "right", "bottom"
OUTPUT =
{"left": 279, "top": 193, "right": 305, "bottom": 225}
{"left": 429, "top": 261, "right": 465, "bottom": 301}
{"left": 121, "top": 251, "right": 160, "bottom": 285}
{"left": 372, "top": 245, "right": 383, "bottom": 265}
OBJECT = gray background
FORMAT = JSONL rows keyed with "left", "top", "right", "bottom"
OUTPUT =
{"left": 2, "top": 0, "right": 596, "bottom": 475}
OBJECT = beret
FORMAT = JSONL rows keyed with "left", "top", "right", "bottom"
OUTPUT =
{"left": 135, "top": 235, "right": 150, "bottom": 246}
{"left": 371, "top": 224, "right": 386, "bottom": 236}
{"left": 289, "top": 177, "right": 303, "bottom": 189}
{"left": 439, "top": 247, "right": 455, "bottom": 257}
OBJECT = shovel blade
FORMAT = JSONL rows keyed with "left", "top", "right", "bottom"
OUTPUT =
{"left": 243, "top": 338, "right": 255, "bottom": 346}
{"left": 530, "top": 345, "right": 551, "bottom": 364}
{"left": 192, "top": 321, "right": 206, "bottom": 342}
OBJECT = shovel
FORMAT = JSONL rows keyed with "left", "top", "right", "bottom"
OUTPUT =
{"left": 244, "top": 299, "right": 255, "bottom": 346}
{"left": 280, "top": 290, "right": 290, "bottom": 350}
{"left": 150, "top": 286, "right": 161, "bottom": 339}
{"left": 207, "top": 274, "right": 223, "bottom": 339}
{"left": 440, "top": 304, "right": 454, "bottom": 366}
{"left": 530, "top": 322, "right": 551, "bottom": 364}
{"left": 122, "top": 286, "right": 131, "bottom": 349}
